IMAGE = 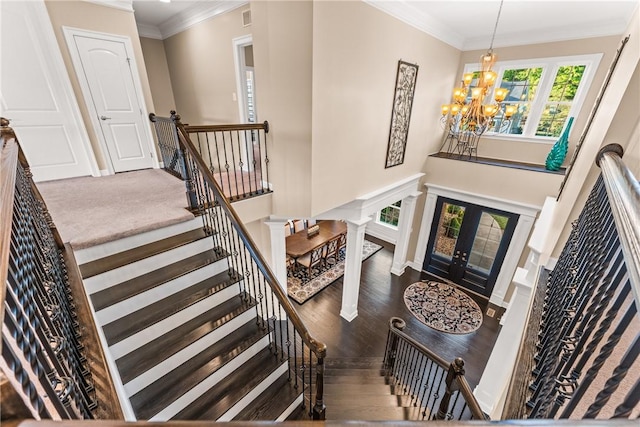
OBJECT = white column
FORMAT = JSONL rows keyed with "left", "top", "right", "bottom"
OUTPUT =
{"left": 474, "top": 268, "right": 534, "bottom": 419}
{"left": 340, "top": 217, "right": 371, "bottom": 322}
{"left": 264, "top": 218, "right": 289, "bottom": 291}
{"left": 391, "top": 191, "right": 421, "bottom": 276}
{"left": 412, "top": 191, "right": 438, "bottom": 271}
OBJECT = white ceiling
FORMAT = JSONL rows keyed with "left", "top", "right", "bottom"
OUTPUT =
{"left": 132, "top": 0, "right": 639, "bottom": 48}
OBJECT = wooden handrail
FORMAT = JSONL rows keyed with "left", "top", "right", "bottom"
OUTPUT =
{"left": 0, "top": 118, "right": 19, "bottom": 352}
{"left": 174, "top": 119, "right": 325, "bottom": 358}
{"left": 596, "top": 143, "right": 640, "bottom": 309}
{"left": 184, "top": 120, "right": 269, "bottom": 134}
{"left": 387, "top": 317, "right": 486, "bottom": 420}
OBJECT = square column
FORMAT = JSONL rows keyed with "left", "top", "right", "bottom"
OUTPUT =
{"left": 340, "top": 217, "right": 371, "bottom": 322}
{"left": 391, "top": 191, "right": 421, "bottom": 276}
{"left": 264, "top": 218, "right": 289, "bottom": 291}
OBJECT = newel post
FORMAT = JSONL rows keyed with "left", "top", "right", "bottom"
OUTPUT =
{"left": 312, "top": 356, "right": 326, "bottom": 420}
{"left": 384, "top": 317, "right": 406, "bottom": 378}
{"left": 436, "top": 357, "right": 465, "bottom": 420}
{"left": 171, "top": 111, "right": 198, "bottom": 211}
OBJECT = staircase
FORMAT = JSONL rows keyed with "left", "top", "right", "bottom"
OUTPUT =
{"left": 74, "top": 217, "right": 304, "bottom": 421}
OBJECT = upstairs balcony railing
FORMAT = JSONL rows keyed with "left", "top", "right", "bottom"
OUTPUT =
{"left": 383, "top": 317, "right": 487, "bottom": 421}
{"left": 503, "top": 143, "right": 640, "bottom": 420}
{"left": 149, "top": 112, "right": 271, "bottom": 205}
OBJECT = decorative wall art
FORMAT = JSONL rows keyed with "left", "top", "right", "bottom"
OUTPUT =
{"left": 385, "top": 60, "right": 419, "bottom": 168}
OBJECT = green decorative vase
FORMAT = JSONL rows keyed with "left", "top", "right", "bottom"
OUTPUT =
{"left": 545, "top": 117, "right": 574, "bottom": 171}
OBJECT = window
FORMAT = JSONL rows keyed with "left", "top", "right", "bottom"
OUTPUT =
{"left": 378, "top": 200, "right": 402, "bottom": 228}
{"left": 463, "top": 54, "right": 601, "bottom": 141}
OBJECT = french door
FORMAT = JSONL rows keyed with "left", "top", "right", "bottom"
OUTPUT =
{"left": 423, "top": 197, "right": 519, "bottom": 297}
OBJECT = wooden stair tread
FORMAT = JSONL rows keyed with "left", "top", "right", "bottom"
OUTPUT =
{"left": 116, "top": 294, "right": 256, "bottom": 384}
{"left": 233, "top": 372, "right": 302, "bottom": 421}
{"left": 324, "top": 394, "right": 398, "bottom": 408}
{"left": 324, "top": 383, "right": 391, "bottom": 395}
{"left": 326, "top": 406, "right": 412, "bottom": 421}
{"left": 324, "top": 368, "right": 386, "bottom": 378}
{"left": 324, "top": 357, "right": 384, "bottom": 369}
{"left": 102, "top": 269, "right": 242, "bottom": 345}
{"left": 172, "top": 346, "right": 284, "bottom": 421}
{"left": 324, "top": 375, "right": 387, "bottom": 385}
{"left": 91, "top": 248, "right": 228, "bottom": 311}
{"left": 130, "top": 319, "right": 269, "bottom": 419}
{"left": 79, "top": 228, "right": 208, "bottom": 279}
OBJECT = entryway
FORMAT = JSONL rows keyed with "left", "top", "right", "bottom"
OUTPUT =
{"left": 422, "top": 197, "right": 519, "bottom": 298}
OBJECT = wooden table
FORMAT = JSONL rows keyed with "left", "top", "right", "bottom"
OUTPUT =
{"left": 286, "top": 220, "right": 347, "bottom": 259}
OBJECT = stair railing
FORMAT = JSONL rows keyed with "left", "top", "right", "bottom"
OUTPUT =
{"left": 149, "top": 112, "right": 271, "bottom": 204}
{"left": 0, "top": 118, "right": 113, "bottom": 420}
{"left": 169, "top": 113, "right": 326, "bottom": 420}
{"left": 503, "top": 143, "right": 640, "bottom": 419}
{"left": 383, "top": 317, "right": 487, "bottom": 421}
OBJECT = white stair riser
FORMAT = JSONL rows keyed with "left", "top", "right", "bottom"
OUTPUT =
{"left": 84, "top": 237, "right": 216, "bottom": 295}
{"left": 95, "top": 260, "right": 232, "bottom": 324}
{"left": 107, "top": 282, "right": 242, "bottom": 359}
{"left": 75, "top": 217, "right": 203, "bottom": 265}
{"left": 148, "top": 334, "right": 271, "bottom": 421}
{"left": 277, "top": 394, "right": 304, "bottom": 422}
{"left": 217, "top": 362, "right": 289, "bottom": 421}
{"left": 122, "top": 308, "right": 258, "bottom": 396}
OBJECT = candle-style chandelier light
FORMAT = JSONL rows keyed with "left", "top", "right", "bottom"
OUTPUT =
{"left": 440, "top": 0, "right": 513, "bottom": 157}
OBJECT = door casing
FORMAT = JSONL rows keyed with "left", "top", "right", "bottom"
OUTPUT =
{"left": 63, "top": 27, "right": 158, "bottom": 175}
{"left": 413, "top": 184, "right": 540, "bottom": 308}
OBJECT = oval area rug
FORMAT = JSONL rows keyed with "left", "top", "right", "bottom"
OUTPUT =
{"left": 404, "top": 281, "right": 483, "bottom": 334}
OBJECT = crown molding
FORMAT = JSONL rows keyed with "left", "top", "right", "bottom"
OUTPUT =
{"left": 137, "top": 22, "right": 162, "bottom": 40}
{"left": 158, "top": 0, "right": 248, "bottom": 39}
{"left": 364, "top": 0, "right": 465, "bottom": 50}
{"left": 463, "top": 18, "right": 633, "bottom": 50}
{"left": 82, "top": 0, "right": 133, "bottom": 13}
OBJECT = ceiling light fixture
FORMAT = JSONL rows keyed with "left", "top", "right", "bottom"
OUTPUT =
{"left": 440, "top": 0, "right": 513, "bottom": 158}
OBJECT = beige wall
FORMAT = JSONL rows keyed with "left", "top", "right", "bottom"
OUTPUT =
{"left": 458, "top": 36, "right": 621, "bottom": 166}
{"left": 162, "top": 6, "right": 251, "bottom": 125}
{"left": 252, "top": 0, "right": 314, "bottom": 217}
{"left": 140, "top": 37, "right": 176, "bottom": 116}
{"left": 45, "top": 0, "right": 157, "bottom": 171}
{"left": 310, "top": 0, "right": 460, "bottom": 216}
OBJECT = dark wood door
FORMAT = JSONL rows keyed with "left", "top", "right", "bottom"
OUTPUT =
{"left": 422, "top": 197, "right": 519, "bottom": 297}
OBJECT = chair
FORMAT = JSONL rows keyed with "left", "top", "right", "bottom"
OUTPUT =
{"left": 338, "top": 232, "right": 347, "bottom": 255}
{"left": 293, "top": 219, "right": 305, "bottom": 233}
{"left": 284, "top": 222, "right": 292, "bottom": 237}
{"left": 323, "top": 235, "right": 341, "bottom": 266}
{"left": 295, "top": 245, "right": 324, "bottom": 276}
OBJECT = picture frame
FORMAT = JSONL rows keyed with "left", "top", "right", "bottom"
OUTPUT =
{"left": 385, "top": 60, "right": 419, "bottom": 168}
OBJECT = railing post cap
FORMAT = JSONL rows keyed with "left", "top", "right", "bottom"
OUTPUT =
{"left": 1, "top": 117, "right": 10, "bottom": 127}
{"left": 390, "top": 317, "right": 406, "bottom": 330}
{"left": 596, "top": 143, "right": 624, "bottom": 167}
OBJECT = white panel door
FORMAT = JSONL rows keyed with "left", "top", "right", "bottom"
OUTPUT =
{"left": 71, "top": 35, "right": 153, "bottom": 172}
{"left": 0, "top": 0, "right": 96, "bottom": 181}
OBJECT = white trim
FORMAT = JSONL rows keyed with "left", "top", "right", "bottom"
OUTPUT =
{"left": 413, "top": 184, "right": 539, "bottom": 307}
{"left": 137, "top": 23, "right": 163, "bottom": 40}
{"left": 14, "top": 0, "right": 101, "bottom": 178}
{"left": 545, "top": 256, "right": 559, "bottom": 271}
{"left": 158, "top": 0, "right": 248, "bottom": 40}
{"left": 62, "top": 27, "right": 160, "bottom": 174}
{"left": 232, "top": 34, "right": 254, "bottom": 124}
{"left": 82, "top": 0, "right": 133, "bottom": 12}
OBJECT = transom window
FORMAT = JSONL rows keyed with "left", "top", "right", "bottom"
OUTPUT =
{"left": 463, "top": 54, "right": 601, "bottom": 141}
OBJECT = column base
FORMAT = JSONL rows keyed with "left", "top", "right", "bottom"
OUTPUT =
{"left": 340, "top": 309, "right": 358, "bottom": 322}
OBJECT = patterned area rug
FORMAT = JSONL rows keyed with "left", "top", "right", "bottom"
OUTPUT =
{"left": 403, "top": 281, "right": 483, "bottom": 334}
{"left": 287, "top": 240, "right": 383, "bottom": 304}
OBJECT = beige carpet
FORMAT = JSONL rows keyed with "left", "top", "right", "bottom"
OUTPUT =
{"left": 37, "top": 169, "right": 195, "bottom": 250}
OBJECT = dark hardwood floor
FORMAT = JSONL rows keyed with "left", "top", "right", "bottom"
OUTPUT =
{"left": 293, "top": 235, "right": 502, "bottom": 387}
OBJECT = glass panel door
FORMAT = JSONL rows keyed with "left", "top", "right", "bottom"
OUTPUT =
{"left": 423, "top": 197, "right": 518, "bottom": 297}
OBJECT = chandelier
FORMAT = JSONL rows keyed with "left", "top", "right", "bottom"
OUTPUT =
{"left": 440, "top": 0, "right": 514, "bottom": 157}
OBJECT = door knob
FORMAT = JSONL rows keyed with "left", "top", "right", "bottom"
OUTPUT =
{"left": 100, "top": 115, "right": 111, "bottom": 120}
